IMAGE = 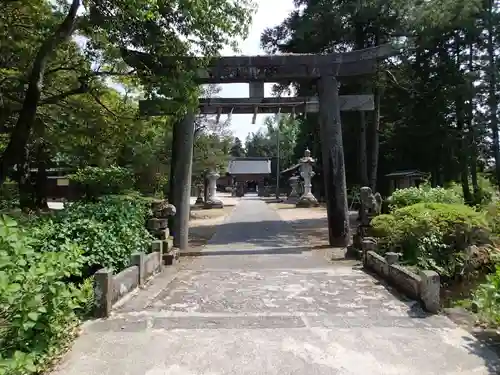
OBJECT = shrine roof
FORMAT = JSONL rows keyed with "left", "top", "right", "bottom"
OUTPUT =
{"left": 227, "top": 158, "right": 271, "bottom": 175}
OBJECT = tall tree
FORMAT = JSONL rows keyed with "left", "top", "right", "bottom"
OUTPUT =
{"left": 230, "top": 137, "right": 245, "bottom": 157}
{"left": 0, "top": 0, "right": 255, "bottom": 186}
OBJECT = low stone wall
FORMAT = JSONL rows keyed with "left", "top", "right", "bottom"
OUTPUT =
{"left": 362, "top": 239, "right": 440, "bottom": 313}
{"left": 111, "top": 266, "right": 139, "bottom": 305}
{"left": 93, "top": 239, "right": 178, "bottom": 318}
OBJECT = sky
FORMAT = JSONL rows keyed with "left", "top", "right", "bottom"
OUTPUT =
{"left": 217, "top": 0, "right": 295, "bottom": 141}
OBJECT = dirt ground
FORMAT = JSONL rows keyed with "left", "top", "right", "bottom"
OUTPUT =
{"left": 268, "top": 202, "right": 359, "bottom": 248}
{"left": 188, "top": 194, "right": 239, "bottom": 250}
{"left": 187, "top": 196, "right": 358, "bottom": 251}
{"left": 268, "top": 202, "right": 331, "bottom": 248}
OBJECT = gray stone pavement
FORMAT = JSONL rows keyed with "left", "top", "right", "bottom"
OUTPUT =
{"left": 53, "top": 195, "right": 500, "bottom": 375}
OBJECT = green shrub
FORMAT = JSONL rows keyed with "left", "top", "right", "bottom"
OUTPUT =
{"left": 484, "top": 200, "right": 500, "bottom": 238}
{"left": 371, "top": 203, "right": 490, "bottom": 278}
{"left": 0, "top": 180, "right": 18, "bottom": 210}
{"left": 0, "top": 216, "right": 89, "bottom": 375}
{"left": 472, "top": 265, "right": 500, "bottom": 325}
{"left": 387, "top": 185, "right": 463, "bottom": 211}
{"left": 70, "top": 166, "right": 135, "bottom": 198}
{"left": 31, "top": 196, "right": 152, "bottom": 275}
{"left": 447, "top": 174, "right": 498, "bottom": 206}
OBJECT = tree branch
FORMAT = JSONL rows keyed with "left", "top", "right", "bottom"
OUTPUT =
{"left": 39, "top": 82, "right": 89, "bottom": 105}
{"left": 0, "top": 0, "right": 81, "bottom": 185}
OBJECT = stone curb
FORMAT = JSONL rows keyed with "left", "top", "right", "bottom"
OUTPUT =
{"left": 361, "top": 239, "right": 440, "bottom": 313}
{"left": 93, "top": 240, "right": 179, "bottom": 318}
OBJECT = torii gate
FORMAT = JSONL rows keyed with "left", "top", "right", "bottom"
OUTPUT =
{"left": 122, "top": 44, "right": 397, "bottom": 250}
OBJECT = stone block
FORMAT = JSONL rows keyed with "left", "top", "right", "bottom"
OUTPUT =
{"left": 151, "top": 201, "right": 176, "bottom": 218}
{"left": 130, "top": 252, "right": 145, "bottom": 286}
{"left": 388, "top": 264, "right": 421, "bottom": 300}
{"left": 151, "top": 200, "right": 166, "bottom": 213}
{"left": 151, "top": 240, "right": 163, "bottom": 271}
{"left": 385, "top": 252, "right": 400, "bottom": 265}
{"left": 112, "top": 266, "right": 139, "bottom": 304}
{"left": 361, "top": 238, "right": 377, "bottom": 265}
{"left": 419, "top": 270, "right": 440, "bottom": 313}
{"left": 296, "top": 194, "right": 319, "bottom": 208}
{"left": 345, "top": 245, "right": 360, "bottom": 259}
{"left": 147, "top": 218, "right": 168, "bottom": 231}
{"left": 366, "top": 251, "right": 389, "bottom": 277}
{"left": 151, "top": 228, "right": 170, "bottom": 240}
{"left": 144, "top": 252, "right": 161, "bottom": 278}
{"left": 162, "top": 238, "right": 174, "bottom": 253}
{"left": 93, "top": 268, "right": 113, "bottom": 318}
{"left": 151, "top": 240, "right": 163, "bottom": 252}
{"left": 204, "top": 199, "right": 224, "bottom": 209}
{"left": 164, "top": 248, "right": 180, "bottom": 266}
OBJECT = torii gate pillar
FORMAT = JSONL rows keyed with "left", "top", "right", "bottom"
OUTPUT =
{"left": 317, "top": 75, "right": 350, "bottom": 247}
{"left": 168, "top": 110, "right": 196, "bottom": 250}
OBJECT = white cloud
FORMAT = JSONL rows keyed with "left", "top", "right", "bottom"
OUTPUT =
{"left": 218, "top": 0, "right": 295, "bottom": 141}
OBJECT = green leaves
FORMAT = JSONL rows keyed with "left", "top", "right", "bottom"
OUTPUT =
{"left": 70, "top": 165, "right": 136, "bottom": 198}
{"left": 388, "top": 185, "right": 464, "bottom": 211}
{"left": 0, "top": 215, "right": 88, "bottom": 375}
{"left": 31, "top": 196, "right": 152, "bottom": 274}
{"left": 371, "top": 202, "right": 490, "bottom": 278}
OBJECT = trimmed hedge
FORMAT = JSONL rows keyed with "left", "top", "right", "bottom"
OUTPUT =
{"left": 371, "top": 203, "right": 490, "bottom": 278}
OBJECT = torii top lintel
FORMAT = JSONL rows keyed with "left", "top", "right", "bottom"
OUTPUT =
{"left": 121, "top": 44, "right": 397, "bottom": 84}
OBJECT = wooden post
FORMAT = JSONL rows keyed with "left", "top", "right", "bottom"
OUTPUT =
{"left": 171, "top": 110, "right": 196, "bottom": 250}
{"left": 317, "top": 75, "right": 350, "bottom": 247}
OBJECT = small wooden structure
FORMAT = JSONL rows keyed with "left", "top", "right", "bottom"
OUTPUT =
{"left": 219, "top": 157, "right": 272, "bottom": 195}
{"left": 385, "top": 170, "right": 428, "bottom": 194}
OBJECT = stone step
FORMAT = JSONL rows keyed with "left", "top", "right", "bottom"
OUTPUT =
{"left": 86, "top": 310, "right": 455, "bottom": 333}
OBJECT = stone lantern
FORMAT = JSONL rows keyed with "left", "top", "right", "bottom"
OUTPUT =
{"left": 195, "top": 183, "right": 204, "bottom": 205}
{"left": 204, "top": 170, "right": 223, "bottom": 208}
{"left": 296, "top": 148, "right": 319, "bottom": 208}
{"left": 286, "top": 175, "right": 300, "bottom": 204}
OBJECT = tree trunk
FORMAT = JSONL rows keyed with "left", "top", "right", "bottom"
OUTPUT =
{"left": 467, "top": 39, "right": 480, "bottom": 201}
{"left": 0, "top": 0, "right": 80, "bottom": 186}
{"left": 486, "top": 0, "right": 500, "bottom": 187}
{"left": 370, "top": 86, "right": 381, "bottom": 191}
{"left": 457, "top": 96, "right": 472, "bottom": 204}
{"left": 454, "top": 34, "right": 472, "bottom": 203}
{"left": 359, "top": 112, "right": 369, "bottom": 186}
{"left": 17, "top": 146, "right": 33, "bottom": 211}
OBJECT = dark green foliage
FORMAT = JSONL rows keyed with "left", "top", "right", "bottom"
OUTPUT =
{"left": 70, "top": 166, "right": 136, "bottom": 199}
{"left": 31, "top": 196, "right": 152, "bottom": 275}
{"left": 0, "top": 180, "right": 19, "bottom": 210}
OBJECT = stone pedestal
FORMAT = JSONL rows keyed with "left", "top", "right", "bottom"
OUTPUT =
{"left": 286, "top": 176, "right": 300, "bottom": 204}
{"left": 235, "top": 183, "right": 245, "bottom": 197}
{"left": 296, "top": 149, "right": 319, "bottom": 208}
{"left": 204, "top": 171, "right": 223, "bottom": 209}
{"left": 195, "top": 184, "right": 204, "bottom": 205}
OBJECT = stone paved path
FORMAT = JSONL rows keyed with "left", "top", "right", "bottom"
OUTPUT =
{"left": 53, "top": 196, "right": 500, "bottom": 375}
